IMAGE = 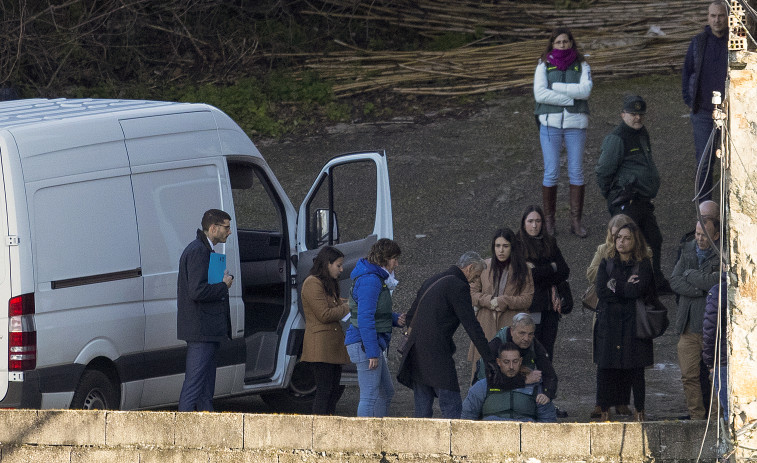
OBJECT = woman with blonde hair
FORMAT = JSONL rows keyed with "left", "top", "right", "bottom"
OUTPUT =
{"left": 594, "top": 222, "right": 656, "bottom": 421}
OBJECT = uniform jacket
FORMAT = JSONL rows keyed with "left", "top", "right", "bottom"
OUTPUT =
{"left": 301, "top": 275, "right": 350, "bottom": 364}
{"left": 671, "top": 240, "right": 721, "bottom": 335}
{"left": 596, "top": 123, "right": 660, "bottom": 206}
{"left": 397, "top": 266, "right": 495, "bottom": 391}
{"left": 177, "top": 229, "right": 231, "bottom": 343}
{"left": 702, "top": 275, "right": 727, "bottom": 369}
{"left": 468, "top": 258, "right": 534, "bottom": 362}
{"left": 461, "top": 377, "right": 537, "bottom": 421}
{"left": 594, "top": 257, "right": 654, "bottom": 369}
{"left": 533, "top": 60, "right": 592, "bottom": 129}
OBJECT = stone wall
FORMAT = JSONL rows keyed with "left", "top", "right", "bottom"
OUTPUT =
{"left": 0, "top": 410, "right": 716, "bottom": 462}
{"left": 727, "top": 50, "right": 757, "bottom": 461}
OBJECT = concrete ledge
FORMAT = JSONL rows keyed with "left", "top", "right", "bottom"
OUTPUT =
{"left": 0, "top": 410, "right": 719, "bottom": 462}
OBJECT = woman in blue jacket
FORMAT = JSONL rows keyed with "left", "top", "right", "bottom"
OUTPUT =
{"left": 345, "top": 238, "right": 405, "bottom": 417}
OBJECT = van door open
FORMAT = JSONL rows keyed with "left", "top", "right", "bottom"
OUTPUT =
{"left": 254, "top": 152, "right": 393, "bottom": 409}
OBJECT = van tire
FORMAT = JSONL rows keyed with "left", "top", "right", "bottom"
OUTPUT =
{"left": 70, "top": 370, "right": 119, "bottom": 410}
{"left": 260, "top": 361, "right": 317, "bottom": 413}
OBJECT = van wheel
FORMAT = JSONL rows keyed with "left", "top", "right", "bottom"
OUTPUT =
{"left": 70, "top": 370, "right": 119, "bottom": 410}
{"left": 260, "top": 361, "right": 316, "bottom": 413}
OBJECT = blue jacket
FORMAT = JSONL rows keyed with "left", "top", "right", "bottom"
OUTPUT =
{"left": 344, "top": 259, "right": 398, "bottom": 358}
{"left": 176, "top": 229, "right": 231, "bottom": 342}
{"left": 702, "top": 274, "right": 727, "bottom": 369}
{"left": 682, "top": 26, "right": 728, "bottom": 114}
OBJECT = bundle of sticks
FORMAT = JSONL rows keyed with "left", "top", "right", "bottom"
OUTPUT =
{"left": 297, "top": 0, "right": 707, "bottom": 96}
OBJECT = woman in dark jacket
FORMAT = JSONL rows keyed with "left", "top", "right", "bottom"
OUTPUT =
{"left": 594, "top": 222, "right": 655, "bottom": 422}
{"left": 517, "top": 205, "right": 570, "bottom": 360}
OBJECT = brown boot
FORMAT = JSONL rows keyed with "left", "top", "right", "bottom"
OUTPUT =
{"left": 590, "top": 405, "right": 602, "bottom": 418}
{"left": 569, "top": 184, "right": 587, "bottom": 238}
{"left": 542, "top": 185, "right": 557, "bottom": 236}
{"left": 634, "top": 410, "right": 646, "bottom": 422}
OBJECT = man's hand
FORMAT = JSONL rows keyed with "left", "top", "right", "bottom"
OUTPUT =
{"left": 223, "top": 270, "right": 234, "bottom": 289}
{"left": 490, "top": 298, "right": 499, "bottom": 309}
{"left": 535, "top": 393, "right": 550, "bottom": 405}
{"left": 525, "top": 369, "right": 542, "bottom": 384}
{"left": 368, "top": 358, "right": 379, "bottom": 369}
{"left": 397, "top": 313, "right": 407, "bottom": 327}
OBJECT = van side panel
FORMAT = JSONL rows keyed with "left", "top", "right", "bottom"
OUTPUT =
{"left": 0, "top": 138, "right": 12, "bottom": 401}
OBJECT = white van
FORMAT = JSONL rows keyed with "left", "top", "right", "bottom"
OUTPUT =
{"left": 0, "top": 98, "right": 392, "bottom": 411}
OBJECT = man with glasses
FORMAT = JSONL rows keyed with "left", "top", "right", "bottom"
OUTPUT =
{"left": 177, "top": 209, "right": 234, "bottom": 411}
{"left": 596, "top": 95, "right": 672, "bottom": 294}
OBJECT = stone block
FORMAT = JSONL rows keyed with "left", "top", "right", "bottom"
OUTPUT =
{"left": 450, "top": 419, "right": 520, "bottom": 457}
{"left": 0, "top": 410, "right": 105, "bottom": 446}
{"left": 312, "top": 416, "right": 383, "bottom": 453}
{"left": 520, "top": 422, "right": 591, "bottom": 458}
{"left": 175, "top": 412, "right": 244, "bottom": 449}
{"left": 0, "top": 445, "right": 71, "bottom": 463}
{"left": 139, "top": 448, "right": 210, "bottom": 463}
{"left": 382, "top": 417, "right": 450, "bottom": 454}
{"left": 244, "top": 414, "right": 313, "bottom": 450}
{"left": 590, "top": 422, "right": 659, "bottom": 459}
{"left": 210, "top": 449, "right": 278, "bottom": 463}
{"left": 71, "top": 448, "right": 139, "bottom": 463}
{"left": 106, "top": 410, "right": 176, "bottom": 447}
{"left": 656, "top": 420, "right": 716, "bottom": 460}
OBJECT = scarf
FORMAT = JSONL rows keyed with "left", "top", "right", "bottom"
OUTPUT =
{"left": 547, "top": 48, "right": 577, "bottom": 71}
{"left": 696, "top": 245, "right": 715, "bottom": 266}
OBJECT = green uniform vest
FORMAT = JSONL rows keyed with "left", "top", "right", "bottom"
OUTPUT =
{"left": 481, "top": 385, "right": 538, "bottom": 420}
{"left": 606, "top": 124, "right": 660, "bottom": 202}
{"left": 534, "top": 61, "right": 589, "bottom": 115}
{"left": 349, "top": 277, "right": 393, "bottom": 333}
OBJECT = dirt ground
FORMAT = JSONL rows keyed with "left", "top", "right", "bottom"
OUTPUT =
{"left": 220, "top": 74, "right": 713, "bottom": 422}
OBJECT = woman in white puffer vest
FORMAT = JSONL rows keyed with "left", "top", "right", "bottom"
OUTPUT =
{"left": 533, "top": 27, "right": 593, "bottom": 238}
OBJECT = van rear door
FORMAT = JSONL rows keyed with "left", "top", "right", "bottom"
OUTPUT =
{"left": 0, "top": 145, "right": 11, "bottom": 401}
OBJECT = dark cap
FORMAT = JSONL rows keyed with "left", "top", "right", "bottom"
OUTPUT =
{"left": 622, "top": 95, "right": 646, "bottom": 114}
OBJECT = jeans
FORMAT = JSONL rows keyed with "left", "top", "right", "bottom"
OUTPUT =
{"left": 178, "top": 341, "right": 219, "bottom": 412}
{"left": 713, "top": 365, "right": 729, "bottom": 421}
{"left": 539, "top": 125, "right": 587, "bottom": 187}
{"left": 413, "top": 382, "right": 462, "bottom": 419}
{"left": 347, "top": 343, "right": 394, "bottom": 417}
{"left": 690, "top": 111, "right": 720, "bottom": 201}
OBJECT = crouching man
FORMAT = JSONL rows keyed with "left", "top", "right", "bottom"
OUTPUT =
{"left": 461, "top": 342, "right": 557, "bottom": 422}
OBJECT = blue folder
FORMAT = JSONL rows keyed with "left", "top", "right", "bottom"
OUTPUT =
{"left": 208, "top": 253, "right": 226, "bottom": 284}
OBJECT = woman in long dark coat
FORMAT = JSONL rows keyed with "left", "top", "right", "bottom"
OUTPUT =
{"left": 594, "top": 222, "right": 655, "bottom": 422}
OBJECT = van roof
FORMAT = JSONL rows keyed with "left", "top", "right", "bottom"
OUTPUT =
{"left": 0, "top": 98, "right": 204, "bottom": 129}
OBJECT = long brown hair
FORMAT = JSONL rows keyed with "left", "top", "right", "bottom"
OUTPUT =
{"left": 309, "top": 246, "right": 344, "bottom": 300}
{"left": 517, "top": 205, "right": 557, "bottom": 260}
{"left": 608, "top": 223, "right": 650, "bottom": 263}
{"left": 540, "top": 26, "right": 585, "bottom": 63}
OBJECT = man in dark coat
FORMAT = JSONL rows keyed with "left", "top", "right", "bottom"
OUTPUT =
{"left": 177, "top": 209, "right": 234, "bottom": 412}
{"left": 397, "top": 251, "right": 496, "bottom": 419}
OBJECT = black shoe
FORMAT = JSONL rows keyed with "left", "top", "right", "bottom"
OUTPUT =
{"left": 555, "top": 407, "right": 568, "bottom": 418}
{"left": 656, "top": 279, "right": 674, "bottom": 296}
{"left": 678, "top": 414, "right": 691, "bottom": 420}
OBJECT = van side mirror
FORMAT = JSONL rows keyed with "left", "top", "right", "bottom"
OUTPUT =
{"left": 315, "top": 209, "right": 339, "bottom": 247}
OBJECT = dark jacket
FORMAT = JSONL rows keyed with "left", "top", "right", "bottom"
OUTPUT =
{"left": 682, "top": 26, "right": 728, "bottom": 114}
{"left": 593, "top": 257, "right": 654, "bottom": 369}
{"left": 670, "top": 240, "right": 721, "bottom": 335}
{"left": 702, "top": 275, "right": 727, "bottom": 369}
{"left": 177, "top": 229, "right": 231, "bottom": 342}
{"left": 397, "top": 266, "right": 495, "bottom": 391}
{"left": 596, "top": 123, "right": 660, "bottom": 206}
{"left": 479, "top": 326, "right": 558, "bottom": 400}
{"left": 523, "top": 239, "right": 570, "bottom": 315}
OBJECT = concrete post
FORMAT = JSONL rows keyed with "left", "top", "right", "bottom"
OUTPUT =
{"left": 726, "top": 49, "right": 757, "bottom": 461}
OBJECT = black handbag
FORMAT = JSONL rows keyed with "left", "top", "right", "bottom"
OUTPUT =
{"left": 635, "top": 297, "right": 669, "bottom": 339}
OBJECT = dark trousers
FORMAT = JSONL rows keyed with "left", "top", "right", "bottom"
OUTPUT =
{"left": 691, "top": 111, "right": 719, "bottom": 201}
{"left": 413, "top": 383, "right": 462, "bottom": 419}
{"left": 610, "top": 199, "right": 664, "bottom": 283}
{"left": 597, "top": 367, "right": 645, "bottom": 412}
{"left": 311, "top": 362, "right": 344, "bottom": 415}
{"left": 535, "top": 310, "right": 560, "bottom": 360}
{"left": 178, "top": 341, "right": 219, "bottom": 412}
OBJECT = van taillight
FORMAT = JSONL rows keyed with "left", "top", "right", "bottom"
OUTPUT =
{"left": 8, "top": 293, "right": 36, "bottom": 371}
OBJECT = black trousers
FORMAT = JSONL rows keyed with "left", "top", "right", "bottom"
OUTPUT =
{"left": 597, "top": 367, "right": 646, "bottom": 412}
{"left": 535, "top": 310, "right": 560, "bottom": 360}
{"left": 609, "top": 199, "right": 664, "bottom": 283}
{"left": 310, "top": 362, "right": 344, "bottom": 415}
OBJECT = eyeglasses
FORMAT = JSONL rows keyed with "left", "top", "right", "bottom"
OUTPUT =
{"left": 214, "top": 223, "right": 231, "bottom": 230}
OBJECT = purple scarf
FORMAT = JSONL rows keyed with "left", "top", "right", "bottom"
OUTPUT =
{"left": 547, "top": 48, "right": 577, "bottom": 71}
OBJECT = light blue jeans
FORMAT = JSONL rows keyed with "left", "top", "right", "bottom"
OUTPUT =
{"left": 347, "top": 342, "right": 394, "bottom": 417}
{"left": 539, "top": 124, "right": 587, "bottom": 187}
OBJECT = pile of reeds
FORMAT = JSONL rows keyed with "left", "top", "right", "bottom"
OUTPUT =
{"left": 297, "top": 0, "right": 709, "bottom": 96}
